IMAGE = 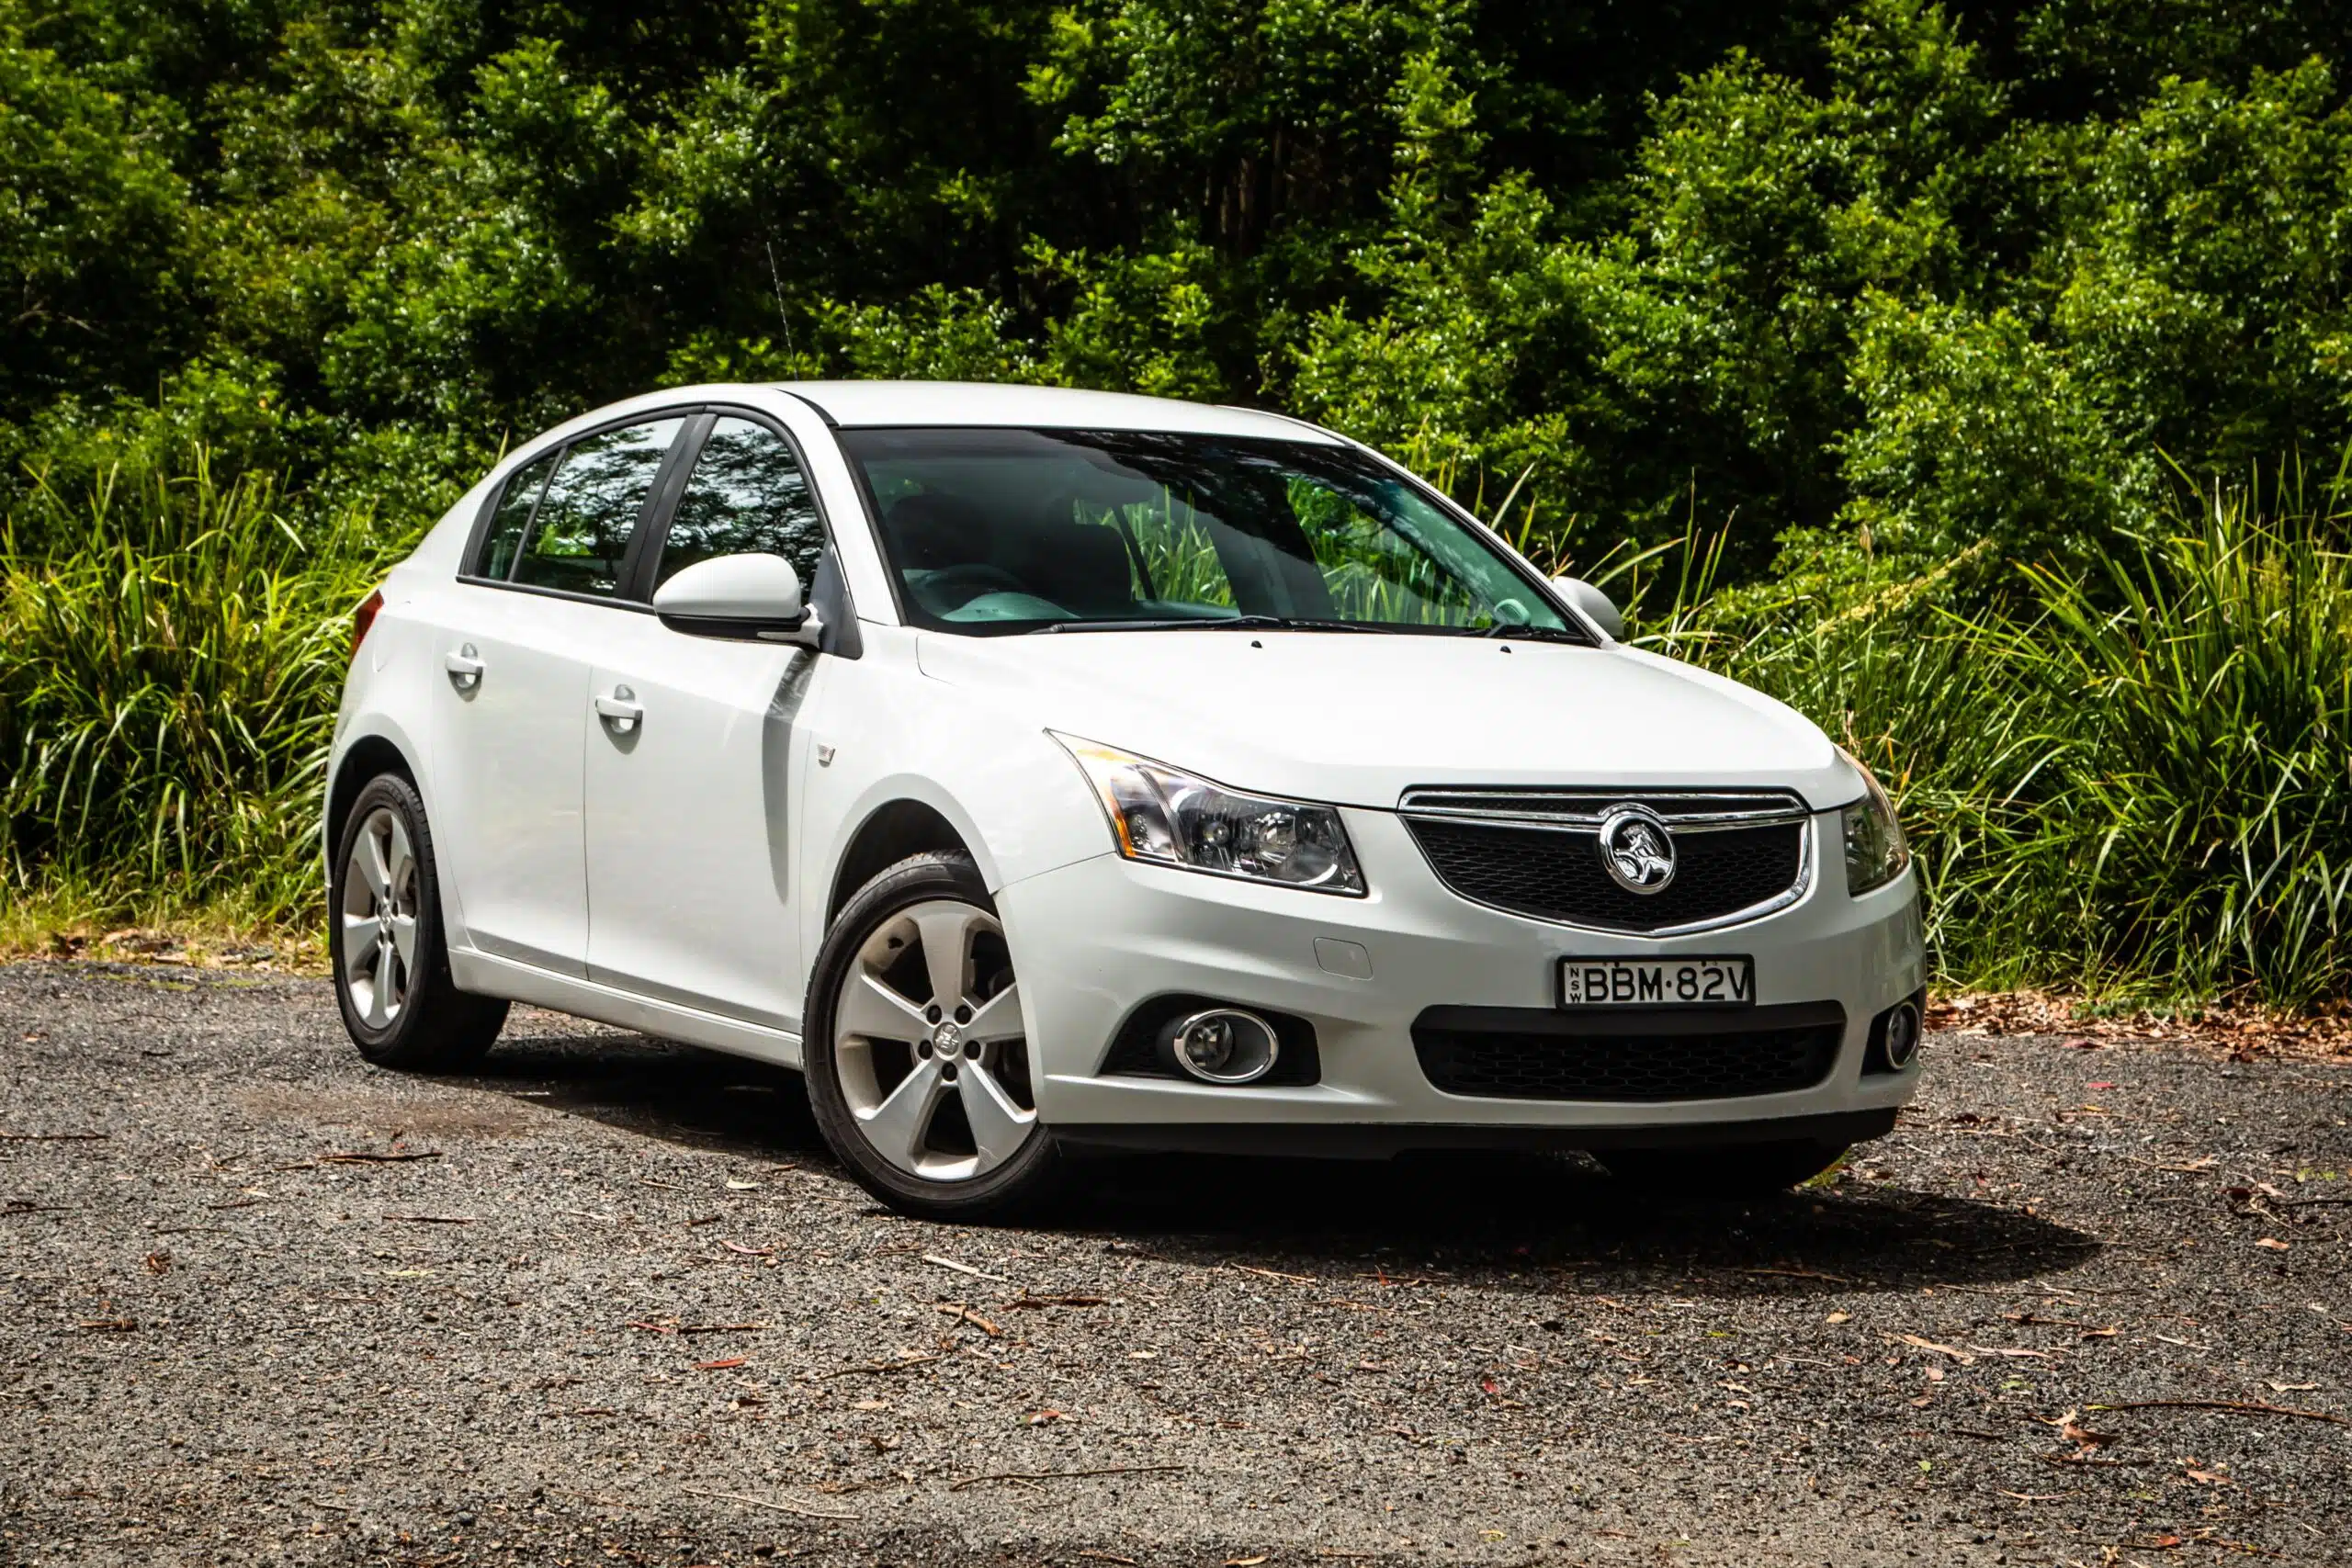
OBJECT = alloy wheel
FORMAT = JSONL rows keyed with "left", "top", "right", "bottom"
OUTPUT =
{"left": 831, "top": 898, "right": 1035, "bottom": 1181}
{"left": 340, "top": 806, "right": 420, "bottom": 1030}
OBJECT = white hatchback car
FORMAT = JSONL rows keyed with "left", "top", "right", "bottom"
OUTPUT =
{"left": 327, "top": 381, "right": 1925, "bottom": 1218}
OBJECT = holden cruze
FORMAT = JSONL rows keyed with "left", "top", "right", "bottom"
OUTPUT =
{"left": 325, "top": 381, "right": 1925, "bottom": 1218}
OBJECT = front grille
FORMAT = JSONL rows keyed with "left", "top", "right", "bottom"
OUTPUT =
{"left": 1401, "top": 788, "right": 1809, "bottom": 933}
{"left": 1412, "top": 1003, "right": 1844, "bottom": 1102}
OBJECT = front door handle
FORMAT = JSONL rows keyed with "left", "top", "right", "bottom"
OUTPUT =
{"left": 445, "top": 644, "right": 483, "bottom": 690}
{"left": 594, "top": 684, "right": 643, "bottom": 734}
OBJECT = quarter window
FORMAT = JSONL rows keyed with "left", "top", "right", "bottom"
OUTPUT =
{"left": 475, "top": 449, "right": 559, "bottom": 581}
{"left": 654, "top": 416, "right": 827, "bottom": 590}
{"left": 512, "top": 418, "right": 684, "bottom": 597}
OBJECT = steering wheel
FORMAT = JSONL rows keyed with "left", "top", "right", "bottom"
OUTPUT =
{"left": 921, "top": 563, "right": 1030, "bottom": 610}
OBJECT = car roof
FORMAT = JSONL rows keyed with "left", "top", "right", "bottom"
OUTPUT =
{"left": 774, "top": 380, "right": 1343, "bottom": 442}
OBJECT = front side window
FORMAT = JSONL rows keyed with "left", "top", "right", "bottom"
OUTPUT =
{"left": 510, "top": 417, "right": 684, "bottom": 597}
{"left": 836, "top": 427, "right": 1581, "bottom": 639}
{"left": 653, "top": 416, "right": 827, "bottom": 590}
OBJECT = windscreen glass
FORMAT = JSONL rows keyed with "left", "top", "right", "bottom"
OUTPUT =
{"left": 836, "top": 427, "right": 1580, "bottom": 638}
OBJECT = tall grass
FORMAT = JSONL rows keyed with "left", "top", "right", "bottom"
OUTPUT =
{"left": 0, "top": 454, "right": 394, "bottom": 925}
{"left": 1607, "top": 468, "right": 2352, "bottom": 1006}
{"left": 4, "top": 446, "right": 2346, "bottom": 1005}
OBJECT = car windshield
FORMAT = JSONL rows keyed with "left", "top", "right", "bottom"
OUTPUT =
{"left": 837, "top": 427, "right": 1585, "bottom": 639}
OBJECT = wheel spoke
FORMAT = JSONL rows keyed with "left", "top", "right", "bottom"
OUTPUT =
{"left": 356, "top": 825, "right": 390, "bottom": 902}
{"left": 959, "top": 1064, "right": 1035, "bottom": 1173}
{"left": 385, "top": 816, "right": 416, "bottom": 909}
{"left": 368, "top": 941, "right": 396, "bottom": 1027}
{"left": 341, "top": 916, "right": 379, "bottom": 981}
{"left": 836, "top": 972, "right": 930, "bottom": 1046}
{"left": 962, "top": 981, "right": 1024, "bottom": 1044}
{"left": 856, "top": 1057, "right": 946, "bottom": 1169}
{"left": 388, "top": 913, "right": 418, "bottom": 971}
{"left": 910, "top": 907, "right": 973, "bottom": 1013}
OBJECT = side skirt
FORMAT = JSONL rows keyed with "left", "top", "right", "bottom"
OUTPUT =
{"left": 449, "top": 949, "right": 804, "bottom": 1070}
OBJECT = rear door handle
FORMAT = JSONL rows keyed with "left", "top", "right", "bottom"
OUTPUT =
{"left": 444, "top": 644, "right": 483, "bottom": 690}
{"left": 594, "top": 684, "right": 643, "bottom": 733}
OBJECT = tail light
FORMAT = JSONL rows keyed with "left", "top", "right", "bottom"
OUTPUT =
{"left": 351, "top": 588, "right": 385, "bottom": 663}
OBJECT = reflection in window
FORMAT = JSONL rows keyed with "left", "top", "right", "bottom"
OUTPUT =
{"left": 514, "top": 418, "right": 684, "bottom": 596}
{"left": 476, "top": 449, "right": 559, "bottom": 580}
{"left": 655, "top": 418, "right": 827, "bottom": 589}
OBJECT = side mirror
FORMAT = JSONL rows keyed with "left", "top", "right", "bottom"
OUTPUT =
{"left": 1551, "top": 575, "right": 1623, "bottom": 641}
{"left": 653, "top": 553, "right": 823, "bottom": 647}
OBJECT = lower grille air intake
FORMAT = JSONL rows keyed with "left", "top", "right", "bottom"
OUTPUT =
{"left": 1411, "top": 1002, "right": 1844, "bottom": 1102}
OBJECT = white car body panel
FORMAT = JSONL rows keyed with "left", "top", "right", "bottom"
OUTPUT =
{"left": 327, "top": 380, "right": 1925, "bottom": 1152}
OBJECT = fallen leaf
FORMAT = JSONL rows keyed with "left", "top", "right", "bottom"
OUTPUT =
{"left": 2255, "top": 1237, "right": 2290, "bottom": 1251}
{"left": 721, "top": 1240, "right": 774, "bottom": 1257}
{"left": 1894, "top": 1334, "right": 1976, "bottom": 1365}
{"left": 695, "top": 1358, "right": 748, "bottom": 1371}
{"left": 141, "top": 1251, "right": 170, "bottom": 1275}
{"left": 2267, "top": 1382, "right": 2318, "bottom": 1393}
{"left": 1825, "top": 1311, "right": 1850, "bottom": 1325}
{"left": 850, "top": 1397, "right": 888, "bottom": 1411}
{"left": 1224, "top": 1558, "right": 1268, "bottom": 1566}
{"left": 725, "top": 1179, "right": 759, "bottom": 1190}
{"left": 2186, "top": 1467, "right": 2232, "bottom": 1486}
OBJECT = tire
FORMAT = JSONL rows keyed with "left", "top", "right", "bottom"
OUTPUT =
{"left": 1597, "top": 1138, "right": 1849, "bottom": 1200}
{"left": 329, "top": 773, "right": 508, "bottom": 1071}
{"left": 802, "top": 851, "right": 1058, "bottom": 1221}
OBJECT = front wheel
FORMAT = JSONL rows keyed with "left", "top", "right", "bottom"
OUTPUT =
{"left": 329, "top": 773, "right": 508, "bottom": 1071}
{"left": 801, "top": 852, "right": 1057, "bottom": 1221}
{"left": 1597, "top": 1138, "right": 1849, "bottom": 1200}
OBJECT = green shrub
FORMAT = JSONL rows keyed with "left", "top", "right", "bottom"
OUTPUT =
{"left": 0, "top": 453, "right": 394, "bottom": 922}
{"left": 1628, "top": 466, "right": 2352, "bottom": 1005}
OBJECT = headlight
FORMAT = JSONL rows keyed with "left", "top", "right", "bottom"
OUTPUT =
{"left": 1054, "top": 735, "right": 1366, "bottom": 895}
{"left": 1838, "top": 747, "right": 1910, "bottom": 896}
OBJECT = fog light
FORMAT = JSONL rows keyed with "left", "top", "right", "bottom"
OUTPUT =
{"left": 1161, "top": 1008, "right": 1279, "bottom": 1085}
{"left": 1865, "top": 994, "right": 1924, "bottom": 1075}
{"left": 1883, "top": 999, "right": 1921, "bottom": 1069}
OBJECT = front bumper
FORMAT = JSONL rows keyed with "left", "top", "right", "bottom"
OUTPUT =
{"left": 991, "top": 807, "right": 1926, "bottom": 1149}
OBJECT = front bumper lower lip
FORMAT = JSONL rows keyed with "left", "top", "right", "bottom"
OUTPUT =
{"left": 1049, "top": 1107, "right": 1896, "bottom": 1159}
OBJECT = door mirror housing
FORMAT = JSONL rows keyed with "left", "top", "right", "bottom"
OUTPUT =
{"left": 1551, "top": 575, "right": 1623, "bottom": 641}
{"left": 653, "top": 553, "right": 823, "bottom": 647}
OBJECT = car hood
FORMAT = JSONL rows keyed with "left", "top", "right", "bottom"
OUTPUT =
{"left": 914, "top": 631, "right": 1859, "bottom": 810}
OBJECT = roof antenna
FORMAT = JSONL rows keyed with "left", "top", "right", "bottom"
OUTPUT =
{"left": 764, "top": 239, "right": 796, "bottom": 365}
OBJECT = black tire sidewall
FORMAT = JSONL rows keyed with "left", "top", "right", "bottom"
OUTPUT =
{"left": 802, "top": 852, "right": 1057, "bottom": 1220}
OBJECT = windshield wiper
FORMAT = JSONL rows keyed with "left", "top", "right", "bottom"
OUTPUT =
{"left": 1029, "top": 614, "right": 1297, "bottom": 634}
{"left": 1463, "top": 620, "right": 1591, "bottom": 644}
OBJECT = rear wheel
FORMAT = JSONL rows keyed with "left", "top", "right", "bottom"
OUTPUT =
{"left": 802, "top": 852, "right": 1056, "bottom": 1220}
{"left": 329, "top": 773, "right": 508, "bottom": 1071}
{"left": 1597, "top": 1138, "right": 1849, "bottom": 1199}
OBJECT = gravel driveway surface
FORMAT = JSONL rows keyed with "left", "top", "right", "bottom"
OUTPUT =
{"left": 1, "top": 962, "right": 2346, "bottom": 1568}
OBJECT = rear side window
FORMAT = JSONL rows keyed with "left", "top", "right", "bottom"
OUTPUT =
{"left": 654, "top": 417, "right": 827, "bottom": 590}
{"left": 510, "top": 418, "right": 684, "bottom": 597}
{"left": 475, "top": 449, "right": 559, "bottom": 581}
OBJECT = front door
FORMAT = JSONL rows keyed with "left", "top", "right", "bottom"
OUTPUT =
{"left": 584, "top": 413, "right": 839, "bottom": 1031}
{"left": 429, "top": 415, "right": 687, "bottom": 975}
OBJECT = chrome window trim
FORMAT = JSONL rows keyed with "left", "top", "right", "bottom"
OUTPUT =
{"left": 1396, "top": 787, "right": 1819, "bottom": 936}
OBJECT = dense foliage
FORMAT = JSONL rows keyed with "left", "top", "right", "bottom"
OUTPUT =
{"left": 5, "top": 0, "right": 2352, "bottom": 998}
{"left": 8, "top": 0, "right": 2352, "bottom": 567}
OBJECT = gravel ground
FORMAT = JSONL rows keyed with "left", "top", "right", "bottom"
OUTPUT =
{"left": 1, "top": 962, "right": 2346, "bottom": 1568}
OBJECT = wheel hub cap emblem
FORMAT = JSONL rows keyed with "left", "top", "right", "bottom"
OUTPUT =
{"left": 932, "top": 1021, "right": 962, "bottom": 1053}
{"left": 1597, "top": 805, "right": 1677, "bottom": 894}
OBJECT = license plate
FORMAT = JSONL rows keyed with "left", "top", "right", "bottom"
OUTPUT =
{"left": 1557, "top": 956, "right": 1754, "bottom": 1009}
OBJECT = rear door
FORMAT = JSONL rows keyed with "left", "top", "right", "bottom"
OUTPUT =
{"left": 429, "top": 415, "right": 688, "bottom": 975}
{"left": 583, "top": 412, "right": 844, "bottom": 1030}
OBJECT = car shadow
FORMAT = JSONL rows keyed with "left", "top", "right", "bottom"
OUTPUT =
{"left": 466, "top": 1021, "right": 2102, "bottom": 1297}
